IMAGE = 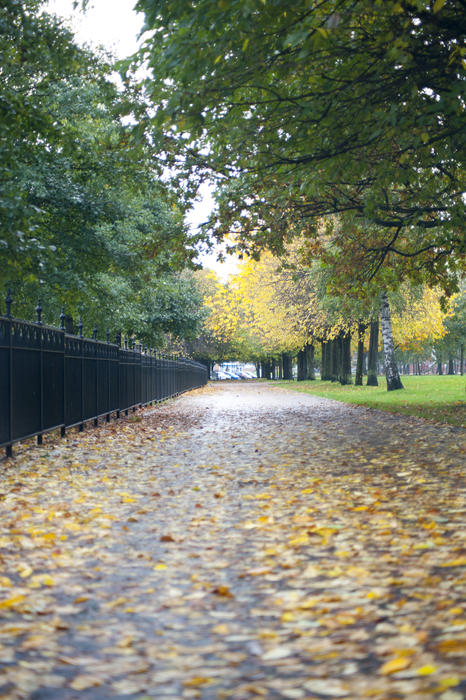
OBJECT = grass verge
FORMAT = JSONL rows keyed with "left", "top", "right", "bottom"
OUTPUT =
{"left": 274, "top": 375, "right": 465, "bottom": 427}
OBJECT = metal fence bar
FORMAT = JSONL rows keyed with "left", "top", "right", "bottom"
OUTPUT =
{"left": 1, "top": 312, "right": 208, "bottom": 457}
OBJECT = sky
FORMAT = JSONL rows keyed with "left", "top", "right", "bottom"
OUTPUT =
{"left": 45, "top": 0, "right": 236, "bottom": 279}
{"left": 45, "top": 0, "right": 145, "bottom": 58}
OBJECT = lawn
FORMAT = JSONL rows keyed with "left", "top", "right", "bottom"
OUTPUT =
{"left": 274, "top": 375, "right": 466, "bottom": 427}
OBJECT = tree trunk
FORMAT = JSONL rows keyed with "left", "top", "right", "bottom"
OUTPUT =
{"left": 461, "top": 344, "right": 464, "bottom": 376}
{"left": 380, "top": 292, "right": 404, "bottom": 391}
{"left": 305, "top": 343, "right": 315, "bottom": 380}
{"left": 448, "top": 353, "right": 455, "bottom": 375}
{"left": 278, "top": 356, "right": 283, "bottom": 379}
{"left": 282, "top": 352, "right": 293, "bottom": 380}
{"left": 367, "top": 319, "right": 379, "bottom": 386}
{"left": 297, "top": 349, "right": 307, "bottom": 381}
{"left": 271, "top": 359, "right": 276, "bottom": 380}
{"left": 329, "top": 338, "right": 339, "bottom": 382}
{"left": 322, "top": 340, "right": 332, "bottom": 380}
{"left": 261, "top": 360, "right": 272, "bottom": 379}
{"left": 321, "top": 341, "right": 327, "bottom": 380}
{"left": 339, "top": 331, "right": 352, "bottom": 385}
{"left": 437, "top": 354, "right": 443, "bottom": 375}
{"left": 355, "top": 322, "right": 366, "bottom": 386}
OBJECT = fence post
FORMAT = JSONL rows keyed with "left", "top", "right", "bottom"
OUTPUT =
{"left": 93, "top": 325, "right": 98, "bottom": 427}
{"left": 5, "top": 291, "right": 13, "bottom": 457}
{"left": 36, "top": 300, "right": 44, "bottom": 446}
{"left": 78, "top": 319, "right": 84, "bottom": 431}
{"left": 58, "top": 308, "right": 66, "bottom": 437}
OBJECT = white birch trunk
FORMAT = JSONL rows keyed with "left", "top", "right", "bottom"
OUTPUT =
{"left": 380, "top": 292, "right": 404, "bottom": 391}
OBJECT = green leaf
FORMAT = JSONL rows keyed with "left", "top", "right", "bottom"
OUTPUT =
{"left": 433, "top": 0, "right": 446, "bottom": 12}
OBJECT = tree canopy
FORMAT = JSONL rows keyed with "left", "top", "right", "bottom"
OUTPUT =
{"left": 1, "top": 0, "right": 204, "bottom": 347}
{"left": 136, "top": 0, "right": 465, "bottom": 292}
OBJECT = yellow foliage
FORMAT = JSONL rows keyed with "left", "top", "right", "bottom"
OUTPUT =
{"left": 391, "top": 286, "right": 449, "bottom": 352}
{"left": 202, "top": 249, "right": 328, "bottom": 356}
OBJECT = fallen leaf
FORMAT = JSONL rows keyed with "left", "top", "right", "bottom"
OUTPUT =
{"left": 380, "top": 656, "right": 412, "bottom": 675}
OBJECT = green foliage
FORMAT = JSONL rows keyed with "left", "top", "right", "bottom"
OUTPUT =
{"left": 434, "top": 287, "right": 466, "bottom": 361}
{"left": 1, "top": 0, "right": 205, "bottom": 347}
{"left": 136, "top": 0, "right": 465, "bottom": 292}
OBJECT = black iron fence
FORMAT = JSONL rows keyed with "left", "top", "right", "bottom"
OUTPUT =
{"left": 0, "top": 296, "right": 208, "bottom": 457}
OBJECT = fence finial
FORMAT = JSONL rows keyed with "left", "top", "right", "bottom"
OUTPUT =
{"left": 78, "top": 318, "right": 83, "bottom": 338}
{"left": 5, "top": 289, "right": 12, "bottom": 318}
{"left": 93, "top": 324, "right": 98, "bottom": 340}
{"left": 36, "top": 300, "right": 42, "bottom": 325}
{"left": 59, "top": 307, "right": 65, "bottom": 331}
{"left": 106, "top": 329, "right": 110, "bottom": 342}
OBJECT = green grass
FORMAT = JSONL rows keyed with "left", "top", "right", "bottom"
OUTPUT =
{"left": 274, "top": 375, "right": 466, "bottom": 427}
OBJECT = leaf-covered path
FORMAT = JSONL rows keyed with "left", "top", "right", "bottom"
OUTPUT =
{"left": 1, "top": 382, "right": 465, "bottom": 700}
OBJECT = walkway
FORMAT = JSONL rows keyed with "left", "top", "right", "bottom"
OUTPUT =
{"left": 0, "top": 382, "right": 464, "bottom": 700}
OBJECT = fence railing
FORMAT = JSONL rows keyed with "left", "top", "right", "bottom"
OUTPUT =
{"left": 0, "top": 308, "right": 208, "bottom": 457}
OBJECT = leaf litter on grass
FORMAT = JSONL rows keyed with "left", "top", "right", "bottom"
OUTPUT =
{"left": 0, "top": 382, "right": 464, "bottom": 700}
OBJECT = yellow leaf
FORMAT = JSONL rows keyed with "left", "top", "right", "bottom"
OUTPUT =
{"left": 183, "top": 677, "right": 212, "bottom": 687}
{"left": 301, "top": 488, "right": 313, "bottom": 494}
{"left": 0, "top": 576, "right": 12, "bottom": 587}
{"left": 18, "top": 566, "right": 33, "bottom": 579}
{"left": 441, "top": 557, "right": 466, "bottom": 567}
{"left": 74, "top": 596, "right": 90, "bottom": 604}
{"left": 289, "top": 534, "right": 309, "bottom": 547}
{"left": 242, "top": 38, "right": 250, "bottom": 51}
{"left": 299, "top": 597, "right": 320, "bottom": 609}
{"left": 281, "top": 612, "right": 296, "bottom": 622}
{"left": 380, "top": 656, "right": 412, "bottom": 675}
{"left": 417, "top": 665, "right": 437, "bottom": 675}
{"left": 42, "top": 533, "right": 56, "bottom": 541}
{"left": 153, "top": 563, "right": 167, "bottom": 570}
{"left": 29, "top": 574, "right": 54, "bottom": 588}
{"left": 212, "top": 624, "right": 230, "bottom": 634}
{"left": 0, "top": 594, "right": 25, "bottom": 610}
{"left": 335, "top": 614, "right": 356, "bottom": 625}
{"left": 105, "top": 597, "right": 128, "bottom": 609}
{"left": 437, "top": 638, "right": 466, "bottom": 654}
{"left": 436, "top": 677, "right": 460, "bottom": 690}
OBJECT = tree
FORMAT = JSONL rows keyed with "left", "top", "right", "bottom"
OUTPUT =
{"left": 1, "top": 1, "right": 204, "bottom": 347}
{"left": 434, "top": 289, "right": 466, "bottom": 374}
{"left": 136, "top": 0, "right": 465, "bottom": 291}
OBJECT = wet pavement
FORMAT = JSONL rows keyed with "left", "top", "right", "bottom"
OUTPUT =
{"left": 0, "top": 381, "right": 465, "bottom": 700}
